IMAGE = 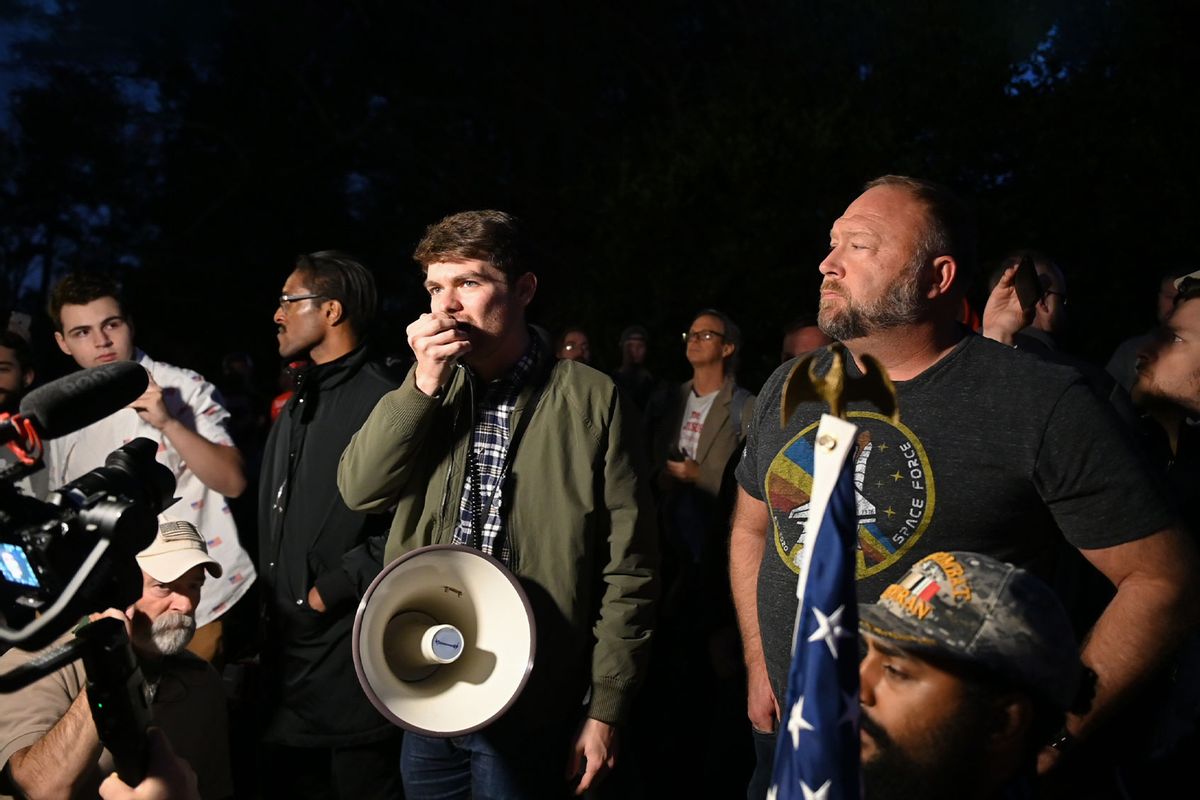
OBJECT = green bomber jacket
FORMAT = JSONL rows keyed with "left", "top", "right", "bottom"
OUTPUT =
{"left": 337, "top": 356, "right": 659, "bottom": 726}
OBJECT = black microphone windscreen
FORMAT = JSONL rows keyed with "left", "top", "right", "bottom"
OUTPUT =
{"left": 18, "top": 362, "right": 150, "bottom": 440}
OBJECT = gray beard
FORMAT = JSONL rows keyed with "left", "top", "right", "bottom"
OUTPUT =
{"left": 147, "top": 611, "right": 196, "bottom": 657}
{"left": 818, "top": 267, "right": 926, "bottom": 341}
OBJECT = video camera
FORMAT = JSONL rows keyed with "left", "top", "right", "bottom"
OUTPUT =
{"left": 0, "top": 362, "right": 176, "bottom": 785}
{"left": 1, "top": 437, "right": 175, "bottom": 642}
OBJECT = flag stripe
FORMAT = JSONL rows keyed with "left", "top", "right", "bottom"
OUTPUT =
{"left": 771, "top": 414, "right": 862, "bottom": 800}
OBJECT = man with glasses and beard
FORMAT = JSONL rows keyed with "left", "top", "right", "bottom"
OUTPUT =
{"left": 0, "top": 519, "right": 233, "bottom": 799}
{"left": 731, "top": 175, "right": 1198, "bottom": 796}
{"left": 857, "top": 551, "right": 1081, "bottom": 800}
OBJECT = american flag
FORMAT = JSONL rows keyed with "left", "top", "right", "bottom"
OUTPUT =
{"left": 769, "top": 415, "right": 862, "bottom": 800}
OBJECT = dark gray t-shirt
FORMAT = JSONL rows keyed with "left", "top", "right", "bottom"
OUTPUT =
{"left": 736, "top": 333, "right": 1174, "bottom": 698}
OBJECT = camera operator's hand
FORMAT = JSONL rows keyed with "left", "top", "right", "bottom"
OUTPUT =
{"left": 99, "top": 728, "right": 199, "bottom": 800}
{"left": 128, "top": 374, "right": 172, "bottom": 430}
{"left": 88, "top": 607, "right": 135, "bottom": 643}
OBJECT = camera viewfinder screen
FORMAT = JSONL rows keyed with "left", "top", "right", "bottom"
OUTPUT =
{"left": 0, "top": 543, "right": 40, "bottom": 588}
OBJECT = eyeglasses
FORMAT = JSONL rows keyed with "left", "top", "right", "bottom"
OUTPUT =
{"left": 682, "top": 330, "right": 726, "bottom": 343}
{"left": 278, "top": 293, "right": 327, "bottom": 308}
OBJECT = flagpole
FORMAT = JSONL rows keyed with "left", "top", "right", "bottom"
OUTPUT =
{"left": 790, "top": 414, "right": 858, "bottom": 655}
{"left": 769, "top": 342, "right": 897, "bottom": 800}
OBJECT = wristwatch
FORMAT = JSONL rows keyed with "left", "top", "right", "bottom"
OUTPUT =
{"left": 1047, "top": 725, "right": 1077, "bottom": 754}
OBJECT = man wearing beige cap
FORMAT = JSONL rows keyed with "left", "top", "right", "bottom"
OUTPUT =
{"left": 0, "top": 519, "right": 233, "bottom": 800}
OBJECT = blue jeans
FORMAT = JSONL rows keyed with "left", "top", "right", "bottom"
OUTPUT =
{"left": 401, "top": 728, "right": 571, "bottom": 800}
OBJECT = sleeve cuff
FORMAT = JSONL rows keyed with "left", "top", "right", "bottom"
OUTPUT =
{"left": 586, "top": 678, "right": 636, "bottom": 725}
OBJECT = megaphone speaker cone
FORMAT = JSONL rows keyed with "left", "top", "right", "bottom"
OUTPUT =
{"left": 353, "top": 544, "right": 536, "bottom": 737}
{"left": 382, "top": 612, "right": 464, "bottom": 681}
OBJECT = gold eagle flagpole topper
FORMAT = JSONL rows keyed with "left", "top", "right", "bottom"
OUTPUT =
{"left": 781, "top": 342, "right": 900, "bottom": 428}
{"left": 783, "top": 344, "right": 900, "bottom": 654}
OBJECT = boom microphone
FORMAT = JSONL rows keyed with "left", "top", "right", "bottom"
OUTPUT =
{"left": 18, "top": 362, "right": 149, "bottom": 440}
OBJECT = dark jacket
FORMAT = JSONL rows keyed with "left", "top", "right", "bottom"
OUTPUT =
{"left": 650, "top": 377, "right": 755, "bottom": 623}
{"left": 258, "top": 345, "right": 399, "bottom": 747}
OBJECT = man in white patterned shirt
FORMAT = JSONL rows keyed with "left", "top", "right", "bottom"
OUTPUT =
{"left": 44, "top": 272, "right": 255, "bottom": 661}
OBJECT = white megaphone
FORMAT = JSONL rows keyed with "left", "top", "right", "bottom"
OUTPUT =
{"left": 353, "top": 544, "right": 536, "bottom": 737}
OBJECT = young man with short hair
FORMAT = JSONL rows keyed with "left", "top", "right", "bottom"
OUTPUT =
{"left": 338, "top": 210, "right": 658, "bottom": 798}
{"left": 45, "top": 273, "right": 255, "bottom": 660}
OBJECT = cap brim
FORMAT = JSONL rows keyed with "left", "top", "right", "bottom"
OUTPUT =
{"left": 136, "top": 551, "right": 223, "bottom": 583}
{"left": 861, "top": 602, "right": 1077, "bottom": 711}
{"left": 859, "top": 603, "right": 951, "bottom": 655}
{"left": 1174, "top": 270, "right": 1200, "bottom": 290}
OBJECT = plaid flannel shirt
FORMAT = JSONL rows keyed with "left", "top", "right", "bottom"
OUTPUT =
{"left": 454, "top": 335, "right": 542, "bottom": 562}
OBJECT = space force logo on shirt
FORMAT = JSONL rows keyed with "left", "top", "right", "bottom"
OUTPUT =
{"left": 765, "top": 411, "right": 936, "bottom": 578}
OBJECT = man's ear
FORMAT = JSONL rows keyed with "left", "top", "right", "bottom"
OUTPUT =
{"left": 54, "top": 331, "right": 71, "bottom": 357}
{"left": 988, "top": 693, "right": 1033, "bottom": 753}
{"left": 514, "top": 272, "right": 537, "bottom": 306}
{"left": 325, "top": 298, "right": 345, "bottom": 328}
{"left": 22, "top": 368, "right": 35, "bottom": 389}
{"left": 722, "top": 342, "right": 735, "bottom": 360}
{"left": 927, "top": 255, "right": 958, "bottom": 299}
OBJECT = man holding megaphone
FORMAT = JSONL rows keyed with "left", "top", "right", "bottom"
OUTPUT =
{"left": 338, "top": 210, "right": 659, "bottom": 798}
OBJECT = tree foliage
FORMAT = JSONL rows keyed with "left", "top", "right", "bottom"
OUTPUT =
{"left": 1, "top": 0, "right": 1196, "bottom": 389}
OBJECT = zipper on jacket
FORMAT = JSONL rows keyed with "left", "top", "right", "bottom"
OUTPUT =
{"left": 437, "top": 365, "right": 472, "bottom": 541}
{"left": 501, "top": 367, "right": 553, "bottom": 572}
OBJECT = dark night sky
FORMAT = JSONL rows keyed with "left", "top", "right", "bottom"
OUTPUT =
{"left": 2, "top": 0, "right": 1198, "bottom": 394}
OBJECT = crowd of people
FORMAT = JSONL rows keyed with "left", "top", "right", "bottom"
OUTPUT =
{"left": 0, "top": 175, "right": 1197, "bottom": 799}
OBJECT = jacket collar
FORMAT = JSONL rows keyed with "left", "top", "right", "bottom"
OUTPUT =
{"left": 300, "top": 344, "right": 370, "bottom": 393}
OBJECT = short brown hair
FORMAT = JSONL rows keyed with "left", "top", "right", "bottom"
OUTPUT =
{"left": 413, "top": 210, "right": 525, "bottom": 282}
{"left": 48, "top": 272, "right": 126, "bottom": 332}
{"left": 866, "top": 175, "right": 977, "bottom": 290}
